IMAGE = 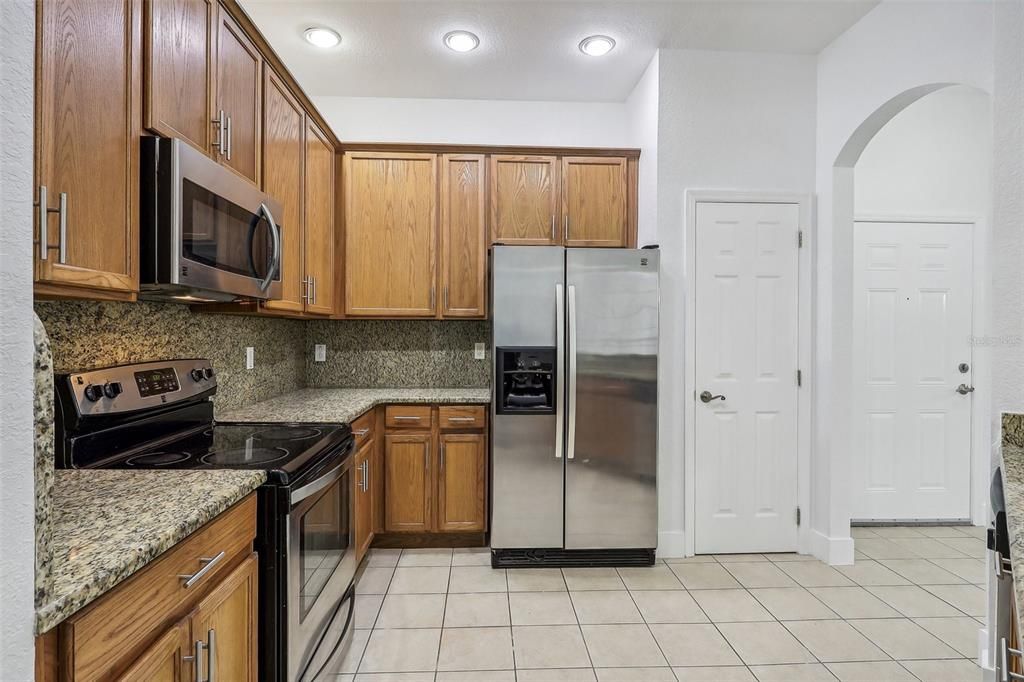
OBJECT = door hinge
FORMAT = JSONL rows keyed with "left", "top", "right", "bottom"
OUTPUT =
{"left": 797, "top": 369, "right": 802, "bottom": 387}
{"left": 796, "top": 507, "right": 801, "bottom": 526}
{"left": 798, "top": 231, "right": 804, "bottom": 248}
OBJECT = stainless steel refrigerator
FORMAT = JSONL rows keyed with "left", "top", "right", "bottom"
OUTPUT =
{"left": 490, "top": 246, "right": 659, "bottom": 567}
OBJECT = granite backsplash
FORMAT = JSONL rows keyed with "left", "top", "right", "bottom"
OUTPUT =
{"left": 1004, "top": 413, "right": 1024, "bottom": 448}
{"left": 35, "top": 300, "right": 306, "bottom": 413}
{"left": 306, "top": 319, "right": 491, "bottom": 388}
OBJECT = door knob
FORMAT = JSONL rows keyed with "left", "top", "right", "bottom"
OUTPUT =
{"left": 955, "top": 384, "right": 975, "bottom": 395}
{"left": 699, "top": 391, "right": 726, "bottom": 403}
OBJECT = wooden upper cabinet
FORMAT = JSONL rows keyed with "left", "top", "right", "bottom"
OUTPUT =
{"left": 490, "top": 155, "right": 559, "bottom": 245}
{"left": 437, "top": 432, "right": 487, "bottom": 532}
{"left": 304, "top": 119, "right": 336, "bottom": 316}
{"left": 561, "top": 156, "right": 629, "bottom": 247}
{"left": 190, "top": 553, "right": 258, "bottom": 682}
{"left": 440, "top": 154, "right": 487, "bottom": 318}
{"left": 384, "top": 433, "right": 432, "bottom": 532}
{"left": 34, "top": 0, "right": 140, "bottom": 299}
{"left": 344, "top": 152, "right": 438, "bottom": 317}
{"left": 261, "top": 67, "right": 305, "bottom": 313}
{"left": 114, "top": 617, "right": 190, "bottom": 682}
{"left": 143, "top": 0, "right": 215, "bottom": 154}
{"left": 215, "top": 7, "right": 262, "bottom": 185}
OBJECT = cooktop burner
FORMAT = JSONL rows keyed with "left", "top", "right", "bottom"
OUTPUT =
{"left": 200, "top": 446, "right": 290, "bottom": 466}
{"left": 125, "top": 451, "right": 191, "bottom": 466}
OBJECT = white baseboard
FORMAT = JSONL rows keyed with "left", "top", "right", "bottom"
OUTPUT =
{"left": 658, "top": 530, "right": 686, "bottom": 559}
{"left": 808, "top": 528, "right": 855, "bottom": 565}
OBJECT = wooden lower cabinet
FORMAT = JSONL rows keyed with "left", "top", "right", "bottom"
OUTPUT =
{"left": 354, "top": 437, "right": 375, "bottom": 561}
{"left": 36, "top": 495, "right": 258, "bottom": 681}
{"left": 437, "top": 432, "right": 487, "bottom": 531}
{"left": 384, "top": 432, "right": 433, "bottom": 532}
{"left": 380, "top": 404, "right": 488, "bottom": 536}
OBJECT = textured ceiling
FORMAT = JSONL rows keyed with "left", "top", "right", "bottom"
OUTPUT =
{"left": 239, "top": 0, "right": 878, "bottom": 102}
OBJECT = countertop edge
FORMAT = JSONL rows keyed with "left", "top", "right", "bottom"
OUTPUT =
{"left": 35, "top": 471, "right": 266, "bottom": 635}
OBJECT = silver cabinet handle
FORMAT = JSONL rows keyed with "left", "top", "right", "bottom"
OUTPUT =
{"left": 567, "top": 284, "right": 577, "bottom": 460}
{"left": 362, "top": 459, "right": 369, "bottom": 492}
{"left": 447, "top": 416, "right": 476, "bottom": 423}
{"left": 424, "top": 444, "right": 430, "bottom": 473}
{"left": 550, "top": 215, "right": 555, "bottom": 241}
{"left": 555, "top": 283, "right": 565, "bottom": 459}
{"left": 564, "top": 215, "right": 569, "bottom": 242}
{"left": 35, "top": 186, "right": 67, "bottom": 263}
{"left": 301, "top": 277, "right": 310, "bottom": 301}
{"left": 441, "top": 443, "right": 446, "bottom": 471}
{"left": 353, "top": 428, "right": 370, "bottom": 436}
{"left": 225, "top": 115, "right": 232, "bottom": 161}
{"left": 430, "top": 285, "right": 436, "bottom": 311}
{"left": 956, "top": 383, "right": 975, "bottom": 395}
{"left": 178, "top": 551, "right": 226, "bottom": 588}
{"left": 212, "top": 110, "right": 226, "bottom": 155}
{"left": 195, "top": 638, "right": 205, "bottom": 682}
{"left": 700, "top": 391, "right": 726, "bottom": 403}
{"left": 207, "top": 628, "right": 216, "bottom": 682}
{"left": 393, "top": 415, "right": 422, "bottom": 421}
{"left": 356, "top": 459, "right": 364, "bottom": 491}
{"left": 444, "top": 285, "right": 449, "bottom": 312}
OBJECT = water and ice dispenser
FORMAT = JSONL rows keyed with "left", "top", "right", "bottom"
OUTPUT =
{"left": 495, "top": 347, "right": 556, "bottom": 415}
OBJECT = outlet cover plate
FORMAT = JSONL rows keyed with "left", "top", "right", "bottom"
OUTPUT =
{"left": 314, "top": 344, "right": 327, "bottom": 362}
{"left": 474, "top": 342, "right": 486, "bottom": 360}
{"left": 245, "top": 346, "right": 255, "bottom": 370}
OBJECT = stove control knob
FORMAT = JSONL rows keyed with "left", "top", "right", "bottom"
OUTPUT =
{"left": 203, "top": 367, "right": 215, "bottom": 380}
{"left": 103, "top": 381, "right": 123, "bottom": 399}
{"left": 191, "top": 368, "right": 204, "bottom": 382}
{"left": 84, "top": 384, "right": 103, "bottom": 402}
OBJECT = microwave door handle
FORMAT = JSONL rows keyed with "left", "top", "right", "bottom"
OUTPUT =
{"left": 257, "top": 202, "right": 281, "bottom": 292}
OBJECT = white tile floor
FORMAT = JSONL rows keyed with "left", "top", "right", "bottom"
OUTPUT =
{"left": 338, "top": 525, "right": 988, "bottom": 681}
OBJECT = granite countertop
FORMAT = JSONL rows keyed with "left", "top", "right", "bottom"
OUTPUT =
{"left": 1002, "top": 441, "right": 1024, "bottom": 643}
{"left": 216, "top": 387, "right": 492, "bottom": 424}
{"left": 36, "top": 469, "right": 265, "bottom": 634}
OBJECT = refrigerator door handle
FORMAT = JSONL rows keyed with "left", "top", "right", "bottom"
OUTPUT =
{"left": 567, "top": 284, "right": 577, "bottom": 460}
{"left": 555, "top": 283, "right": 565, "bottom": 459}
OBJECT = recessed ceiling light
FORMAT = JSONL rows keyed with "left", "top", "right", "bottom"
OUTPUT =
{"left": 444, "top": 30, "right": 480, "bottom": 53}
{"left": 579, "top": 35, "right": 615, "bottom": 57}
{"left": 304, "top": 27, "right": 341, "bottom": 49}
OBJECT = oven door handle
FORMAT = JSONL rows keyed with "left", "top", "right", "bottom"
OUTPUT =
{"left": 291, "top": 458, "right": 348, "bottom": 505}
{"left": 258, "top": 201, "right": 282, "bottom": 293}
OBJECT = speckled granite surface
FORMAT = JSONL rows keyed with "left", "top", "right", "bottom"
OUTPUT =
{"left": 35, "top": 300, "right": 305, "bottom": 412}
{"left": 34, "top": 314, "right": 55, "bottom": 609}
{"left": 36, "top": 469, "right": 265, "bottom": 634}
{"left": 1001, "top": 414, "right": 1024, "bottom": 644}
{"left": 217, "top": 387, "right": 492, "bottom": 424}
{"left": 1003, "top": 413, "right": 1024, "bottom": 448}
{"left": 306, "top": 319, "right": 491, "bottom": 388}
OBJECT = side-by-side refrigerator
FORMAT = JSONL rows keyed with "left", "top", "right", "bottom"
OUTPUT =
{"left": 490, "top": 246, "right": 659, "bottom": 567}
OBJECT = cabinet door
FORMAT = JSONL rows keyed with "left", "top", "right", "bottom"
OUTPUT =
{"left": 440, "top": 154, "right": 487, "bottom": 318}
{"left": 143, "top": 0, "right": 215, "bottom": 155}
{"left": 115, "top": 618, "right": 191, "bottom": 682}
{"left": 261, "top": 67, "right": 305, "bottom": 313}
{"left": 354, "top": 439, "right": 374, "bottom": 562}
{"left": 384, "top": 433, "right": 433, "bottom": 532}
{"left": 344, "top": 153, "right": 438, "bottom": 317}
{"left": 490, "top": 155, "right": 559, "bottom": 245}
{"left": 215, "top": 7, "right": 261, "bottom": 185}
{"left": 437, "top": 433, "right": 487, "bottom": 532}
{"left": 303, "top": 119, "right": 336, "bottom": 315}
{"left": 190, "top": 553, "right": 258, "bottom": 682}
{"left": 561, "top": 156, "right": 628, "bottom": 247}
{"left": 35, "top": 0, "right": 140, "bottom": 297}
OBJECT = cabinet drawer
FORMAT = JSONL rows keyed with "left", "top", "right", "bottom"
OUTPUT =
{"left": 439, "top": 405, "right": 486, "bottom": 430}
{"left": 385, "top": 405, "right": 433, "bottom": 429}
{"left": 351, "top": 410, "right": 375, "bottom": 447}
{"left": 63, "top": 494, "right": 257, "bottom": 681}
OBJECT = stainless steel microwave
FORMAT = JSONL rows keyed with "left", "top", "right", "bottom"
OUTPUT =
{"left": 140, "top": 136, "right": 282, "bottom": 302}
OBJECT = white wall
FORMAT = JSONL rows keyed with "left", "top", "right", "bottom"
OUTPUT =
{"left": 0, "top": 0, "right": 37, "bottom": 676}
{"left": 992, "top": 0, "right": 1024, "bottom": 423}
{"left": 655, "top": 48, "right": 817, "bottom": 555}
{"left": 626, "top": 53, "right": 659, "bottom": 247}
{"left": 815, "top": 0, "right": 994, "bottom": 562}
{"left": 855, "top": 86, "right": 992, "bottom": 220}
{"left": 315, "top": 95, "right": 633, "bottom": 148}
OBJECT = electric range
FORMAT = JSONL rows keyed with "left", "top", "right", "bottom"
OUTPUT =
{"left": 54, "top": 358, "right": 356, "bottom": 682}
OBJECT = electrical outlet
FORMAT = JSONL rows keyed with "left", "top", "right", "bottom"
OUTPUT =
{"left": 314, "top": 344, "right": 327, "bottom": 362}
{"left": 474, "top": 342, "right": 486, "bottom": 360}
{"left": 245, "top": 346, "right": 255, "bottom": 370}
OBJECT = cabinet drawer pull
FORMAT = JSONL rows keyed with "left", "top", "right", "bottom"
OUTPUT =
{"left": 353, "top": 428, "right": 370, "bottom": 436}
{"left": 446, "top": 416, "right": 476, "bottom": 423}
{"left": 178, "top": 551, "right": 226, "bottom": 588}
{"left": 393, "top": 415, "right": 422, "bottom": 421}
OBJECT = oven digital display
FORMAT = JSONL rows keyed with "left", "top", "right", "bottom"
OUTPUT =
{"left": 133, "top": 367, "right": 180, "bottom": 397}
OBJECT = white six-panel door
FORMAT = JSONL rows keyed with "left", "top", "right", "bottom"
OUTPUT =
{"left": 694, "top": 202, "right": 800, "bottom": 554}
{"left": 851, "top": 221, "right": 973, "bottom": 521}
